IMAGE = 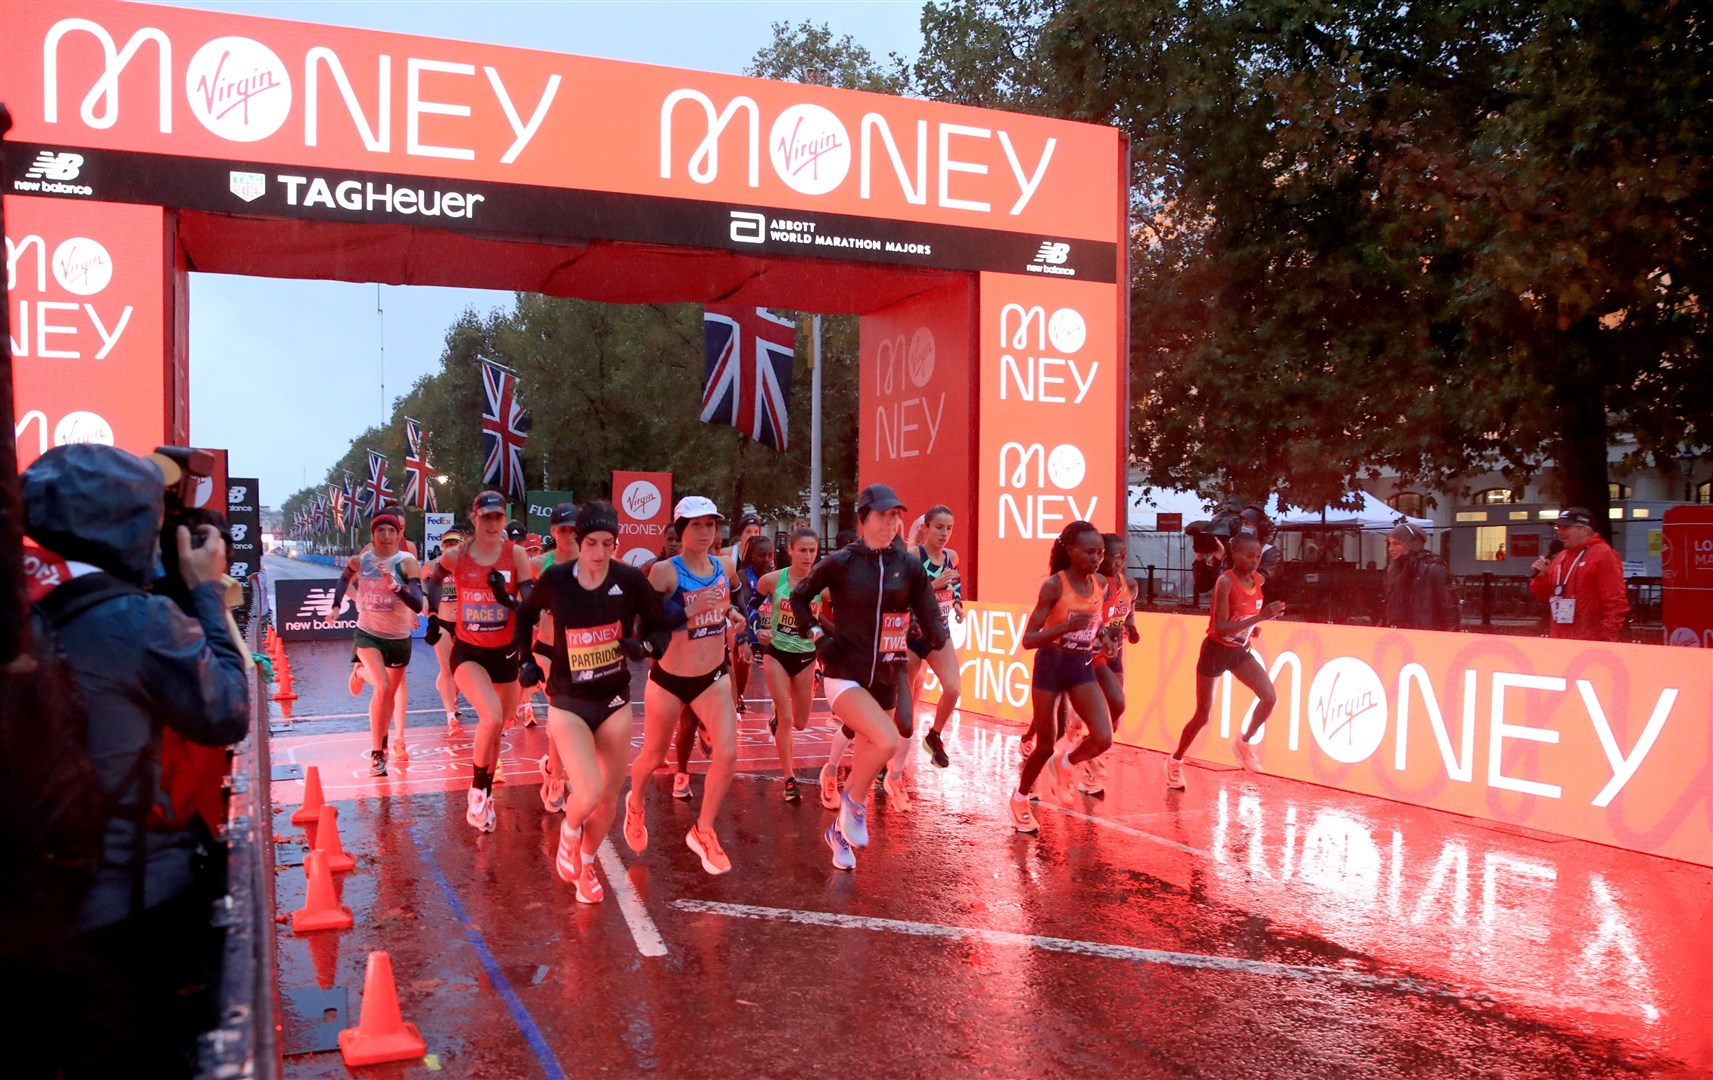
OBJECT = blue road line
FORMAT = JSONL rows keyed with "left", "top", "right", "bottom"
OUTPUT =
{"left": 407, "top": 823, "right": 568, "bottom": 1080}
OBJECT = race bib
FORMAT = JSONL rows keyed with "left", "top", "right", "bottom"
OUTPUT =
{"left": 1062, "top": 614, "right": 1100, "bottom": 651}
{"left": 462, "top": 600, "right": 510, "bottom": 631}
{"left": 440, "top": 581, "right": 459, "bottom": 604}
{"left": 683, "top": 580, "right": 729, "bottom": 640}
{"left": 563, "top": 621, "right": 623, "bottom": 681}
{"left": 1550, "top": 597, "right": 1576, "bottom": 625}
{"left": 934, "top": 585, "right": 955, "bottom": 622}
{"left": 879, "top": 611, "right": 909, "bottom": 660}
{"left": 357, "top": 576, "right": 398, "bottom": 614}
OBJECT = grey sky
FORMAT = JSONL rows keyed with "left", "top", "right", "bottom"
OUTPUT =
{"left": 179, "top": 1, "right": 924, "bottom": 506}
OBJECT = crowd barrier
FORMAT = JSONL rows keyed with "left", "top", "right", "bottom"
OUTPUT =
{"left": 925, "top": 604, "right": 1713, "bottom": 867}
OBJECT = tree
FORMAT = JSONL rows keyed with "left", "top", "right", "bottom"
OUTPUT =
{"left": 747, "top": 20, "right": 910, "bottom": 92}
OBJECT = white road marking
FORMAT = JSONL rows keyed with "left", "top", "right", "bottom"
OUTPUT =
{"left": 1033, "top": 801, "right": 1211, "bottom": 858}
{"left": 599, "top": 841, "right": 669, "bottom": 957}
{"left": 669, "top": 900, "right": 1477, "bottom": 1000}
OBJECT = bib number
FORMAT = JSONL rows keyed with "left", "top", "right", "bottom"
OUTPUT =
{"left": 563, "top": 622, "right": 623, "bottom": 681}
{"left": 684, "top": 582, "right": 729, "bottom": 640}
{"left": 1550, "top": 597, "right": 1576, "bottom": 625}
{"left": 879, "top": 611, "right": 909, "bottom": 661}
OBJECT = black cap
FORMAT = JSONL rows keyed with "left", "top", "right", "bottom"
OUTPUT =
{"left": 1557, "top": 507, "right": 1595, "bottom": 527}
{"left": 505, "top": 519, "right": 527, "bottom": 540}
{"left": 549, "top": 501, "right": 578, "bottom": 526}
{"left": 574, "top": 502, "right": 620, "bottom": 541}
{"left": 736, "top": 512, "right": 764, "bottom": 530}
{"left": 472, "top": 490, "right": 506, "bottom": 515}
{"left": 857, "top": 483, "right": 906, "bottom": 515}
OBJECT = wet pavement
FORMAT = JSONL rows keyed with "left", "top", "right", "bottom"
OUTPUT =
{"left": 260, "top": 555, "right": 1712, "bottom": 1078}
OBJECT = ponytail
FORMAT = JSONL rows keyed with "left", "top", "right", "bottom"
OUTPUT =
{"left": 1048, "top": 520, "right": 1100, "bottom": 575}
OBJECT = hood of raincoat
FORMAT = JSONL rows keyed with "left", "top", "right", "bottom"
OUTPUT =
{"left": 23, "top": 444, "right": 165, "bottom": 586}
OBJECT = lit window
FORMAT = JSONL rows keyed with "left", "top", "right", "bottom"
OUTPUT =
{"left": 1509, "top": 511, "right": 1529, "bottom": 521}
{"left": 1539, "top": 511, "right": 1559, "bottom": 520}
{"left": 1698, "top": 481, "right": 1710, "bottom": 505}
{"left": 1610, "top": 507, "right": 1624, "bottom": 519}
{"left": 1456, "top": 511, "right": 1488, "bottom": 522}
{"left": 1632, "top": 508, "right": 1650, "bottom": 519}
{"left": 1388, "top": 492, "right": 1425, "bottom": 517}
{"left": 1474, "top": 526, "right": 1508, "bottom": 561}
{"left": 1473, "top": 489, "right": 1516, "bottom": 505}
{"left": 1608, "top": 483, "right": 1632, "bottom": 500}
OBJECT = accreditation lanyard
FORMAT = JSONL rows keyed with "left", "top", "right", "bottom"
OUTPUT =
{"left": 1553, "top": 547, "right": 1590, "bottom": 598}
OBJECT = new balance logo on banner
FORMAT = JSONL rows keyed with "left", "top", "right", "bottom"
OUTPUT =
{"left": 25, "top": 150, "right": 83, "bottom": 181}
{"left": 276, "top": 580, "right": 358, "bottom": 639}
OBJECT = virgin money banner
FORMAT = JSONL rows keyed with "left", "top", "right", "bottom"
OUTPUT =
{"left": 613, "top": 471, "right": 671, "bottom": 567}
{"left": 3, "top": 3, "right": 1122, "bottom": 278}
{"left": 1661, "top": 506, "right": 1713, "bottom": 649}
{"left": 6, "top": 196, "right": 168, "bottom": 468}
{"left": 927, "top": 606, "right": 1713, "bottom": 866}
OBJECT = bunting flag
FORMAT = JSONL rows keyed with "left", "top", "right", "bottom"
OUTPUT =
{"left": 312, "top": 493, "right": 327, "bottom": 532}
{"left": 404, "top": 417, "right": 437, "bottom": 511}
{"left": 342, "top": 473, "right": 360, "bottom": 529}
{"left": 365, "top": 450, "right": 394, "bottom": 514}
{"left": 480, "top": 359, "right": 530, "bottom": 499}
{"left": 328, "top": 484, "right": 344, "bottom": 531}
{"left": 701, "top": 304, "right": 795, "bottom": 452}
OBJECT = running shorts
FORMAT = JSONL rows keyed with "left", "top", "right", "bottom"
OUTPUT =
{"left": 823, "top": 676, "right": 899, "bottom": 714}
{"left": 532, "top": 641, "right": 552, "bottom": 661}
{"left": 1032, "top": 646, "right": 1096, "bottom": 694}
{"left": 907, "top": 634, "right": 934, "bottom": 661}
{"left": 452, "top": 640, "right": 521, "bottom": 684}
{"left": 550, "top": 690, "right": 630, "bottom": 731}
{"left": 1196, "top": 638, "right": 1254, "bottom": 679}
{"left": 649, "top": 662, "right": 729, "bottom": 704}
{"left": 767, "top": 647, "right": 816, "bottom": 679}
{"left": 353, "top": 629, "right": 412, "bottom": 669}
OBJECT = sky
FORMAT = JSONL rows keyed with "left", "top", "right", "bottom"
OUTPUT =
{"left": 178, "top": 0, "right": 925, "bottom": 507}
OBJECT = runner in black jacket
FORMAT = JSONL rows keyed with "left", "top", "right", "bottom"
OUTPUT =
{"left": 790, "top": 484, "right": 946, "bottom": 870}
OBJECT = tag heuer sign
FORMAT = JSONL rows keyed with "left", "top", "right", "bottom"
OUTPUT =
{"left": 229, "top": 171, "right": 266, "bottom": 202}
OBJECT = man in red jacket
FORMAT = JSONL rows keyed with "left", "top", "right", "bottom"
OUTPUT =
{"left": 1528, "top": 507, "right": 1629, "bottom": 641}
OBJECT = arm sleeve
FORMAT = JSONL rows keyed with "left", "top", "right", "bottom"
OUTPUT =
{"left": 397, "top": 578, "right": 424, "bottom": 613}
{"left": 142, "top": 588, "right": 252, "bottom": 747}
{"left": 911, "top": 558, "right": 949, "bottom": 651}
{"left": 330, "top": 563, "right": 356, "bottom": 610}
{"left": 792, "top": 554, "right": 837, "bottom": 637}
{"left": 1596, "top": 552, "right": 1630, "bottom": 641}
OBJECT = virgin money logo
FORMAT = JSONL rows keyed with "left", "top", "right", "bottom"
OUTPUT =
{"left": 908, "top": 326, "right": 936, "bottom": 389}
{"left": 769, "top": 104, "right": 851, "bottom": 196}
{"left": 51, "top": 238, "right": 112, "bottom": 295}
{"left": 1308, "top": 657, "right": 1389, "bottom": 764}
{"left": 53, "top": 410, "right": 113, "bottom": 447}
{"left": 622, "top": 480, "right": 662, "bottom": 520}
{"left": 186, "top": 36, "right": 291, "bottom": 142}
{"left": 1047, "top": 308, "right": 1086, "bottom": 354}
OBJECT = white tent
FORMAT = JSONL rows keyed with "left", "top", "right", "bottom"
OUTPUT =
{"left": 1126, "top": 486, "right": 1222, "bottom": 529}
{"left": 1264, "top": 491, "right": 1432, "bottom": 531}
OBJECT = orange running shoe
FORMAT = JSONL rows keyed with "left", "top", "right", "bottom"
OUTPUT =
{"left": 623, "top": 795, "right": 648, "bottom": 852}
{"left": 686, "top": 825, "right": 732, "bottom": 875}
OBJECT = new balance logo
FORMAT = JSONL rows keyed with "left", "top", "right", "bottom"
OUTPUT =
{"left": 1034, "top": 241, "right": 1070, "bottom": 265}
{"left": 293, "top": 586, "right": 340, "bottom": 619}
{"left": 25, "top": 151, "right": 84, "bottom": 181}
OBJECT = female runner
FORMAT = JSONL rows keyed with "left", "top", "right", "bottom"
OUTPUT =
{"left": 324, "top": 510, "right": 423, "bottom": 775}
{"left": 1165, "top": 533, "right": 1285, "bottom": 789}
{"left": 1075, "top": 532, "right": 1141, "bottom": 795}
{"left": 516, "top": 502, "right": 666, "bottom": 902}
{"left": 1011, "top": 521, "right": 1113, "bottom": 833}
{"left": 753, "top": 528, "right": 822, "bottom": 802}
{"left": 729, "top": 534, "right": 774, "bottom": 715}
{"left": 624, "top": 496, "right": 745, "bottom": 875}
{"left": 792, "top": 485, "right": 945, "bottom": 869}
{"left": 425, "top": 491, "right": 533, "bottom": 833}
{"left": 902, "top": 506, "right": 965, "bottom": 775}
{"left": 423, "top": 527, "right": 466, "bottom": 733}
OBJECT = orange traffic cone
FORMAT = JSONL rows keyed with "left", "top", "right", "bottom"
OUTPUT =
{"left": 272, "top": 650, "right": 298, "bottom": 701}
{"left": 290, "top": 850, "right": 353, "bottom": 933}
{"left": 290, "top": 765, "right": 325, "bottom": 825}
{"left": 338, "top": 951, "right": 427, "bottom": 1067}
{"left": 313, "top": 804, "right": 356, "bottom": 873}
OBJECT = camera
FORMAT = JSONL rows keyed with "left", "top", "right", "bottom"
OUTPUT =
{"left": 147, "top": 446, "right": 235, "bottom": 609}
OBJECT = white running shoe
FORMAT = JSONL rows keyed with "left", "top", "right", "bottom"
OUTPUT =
{"left": 1008, "top": 791, "right": 1039, "bottom": 833}
{"left": 818, "top": 764, "right": 840, "bottom": 810}
{"left": 1234, "top": 737, "right": 1264, "bottom": 773}
{"left": 824, "top": 824, "right": 856, "bottom": 871}
{"left": 574, "top": 858, "right": 604, "bottom": 904}
{"left": 672, "top": 772, "right": 692, "bottom": 800}
{"left": 838, "top": 791, "right": 870, "bottom": 848}
{"left": 466, "top": 787, "right": 496, "bottom": 833}
{"left": 1165, "top": 756, "right": 1187, "bottom": 790}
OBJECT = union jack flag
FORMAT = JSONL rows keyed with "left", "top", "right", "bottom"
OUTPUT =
{"left": 313, "top": 494, "right": 328, "bottom": 532}
{"left": 701, "top": 304, "right": 795, "bottom": 453}
{"left": 365, "top": 450, "right": 394, "bottom": 514}
{"left": 404, "top": 417, "right": 438, "bottom": 511}
{"left": 328, "top": 484, "right": 344, "bottom": 530}
{"left": 481, "top": 359, "right": 529, "bottom": 499}
{"left": 342, "top": 473, "right": 359, "bottom": 529}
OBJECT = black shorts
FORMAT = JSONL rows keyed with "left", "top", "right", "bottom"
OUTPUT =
{"left": 1196, "top": 638, "right": 1254, "bottom": 679}
{"left": 452, "top": 640, "right": 521, "bottom": 685}
{"left": 1095, "top": 649, "right": 1124, "bottom": 675}
{"left": 767, "top": 647, "right": 816, "bottom": 679}
{"left": 532, "top": 641, "right": 552, "bottom": 661}
{"left": 1033, "top": 646, "right": 1097, "bottom": 694}
{"left": 550, "top": 690, "right": 630, "bottom": 731}
{"left": 907, "top": 635, "right": 934, "bottom": 661}
{"left": 649, "top": 662, "right": 729, "bottom": 704}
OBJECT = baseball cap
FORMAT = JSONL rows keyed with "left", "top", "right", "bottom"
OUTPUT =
{"left": 472, "top": 491, "right": 506, "bottom": 515}
{"left": 549, "top": 501, "right": 578, "bottom": 526}
{"left": 1556, "top": 507, "right": 1595, "bottom": 527}
{"left": 525, "top": 532, "right": 543, "bottom": 550}
{"left": 506, "top": 520, "right": 527, "bottom": 541}
{"left": 856, "top": 483, "right": 906, "bottom": 515}
{"left": 673, "top": 495, "right": 724, "bottom": 521}
{"left": 440, "top": 529, "right": 464, "bottom": 545}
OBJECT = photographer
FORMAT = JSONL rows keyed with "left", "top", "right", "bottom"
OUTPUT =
{"left": 16, "top": 444, "right": 251, "bottom": 1077}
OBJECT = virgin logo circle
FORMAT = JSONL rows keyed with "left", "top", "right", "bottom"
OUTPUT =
{"left": 908, "top": 326, "right": 937, "bottom": 388}
{"left": 622, "top": 480, "right": 662, "bottom": 519}
{"left": 1046, "top": 444, "right": 1086, "bottom": 490}
{"left": 1308, "top": 657, "right": 1389, "bottom": 764}
{"left": 53, "top": 411, "right": 114, "bottom": 447}
{"left": 1048, "top": 308, "right": 1087, "bottom": 354}
{"left": 51, "top": 238, "right": 112, "bottom": 295}
{"left": 769, "top": 105, "right": 851, "bottom": 196}
{"left": 186, "top": 36, "right": 292, "bottom": 142}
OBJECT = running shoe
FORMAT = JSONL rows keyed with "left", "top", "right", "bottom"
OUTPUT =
{"left": 1077, "top": 765, "right": 1105, "bottom": 798}
{"left": 873, "top": 767, "right": 887, "bottom": 795}
{"left": 782, "top": 776, "right": 800, "bottom": 803}
{"left": 348, "top": 664, "right": 364, "bottom": 696}
{"left": 818, "top": 765, "right": 840, "bottom": 810}
{"left": 368, "top": 749, "right": 387, "bottom": 777}
{"left": 882, "top": 769, "right": 912, "bottom": 812}
{"left": 824, "top": 823, "right": 856, "bottom": 871}
{"left": 623, "top": 795, "right": 648, "bottom": 852}
{"left": 392, "top": 738, "right": 408, "bottom": 760}
{"left": 1165, "top": 756, "right": 1186, "bottom": 790}
{"left": 923, "top": 730, "right": 950, "bottom": 769}
{"left": 672, "top": 771, "right": 693, "bottom": 799}
{"left": 1234, "top": 737, "right": 1264, "bottom": 773}
{"left": 838, "top": 791, "right": 870, "bottom": 848}
{"left": 446, "top": 710, "right": 461, "bottom": 733}
{"left": 1008, "top": 791, "right": 1039, "bottom": 833}
{"left": 1020, "top": 733, "right": 1035, "bottom": 758}
{"left": 686, "top": 826, "right": 732, "bottom": 875}
{"left": 466, "top": 787, "right": 496, "bottom": 833}
{"left": 538, "top": 756, "right": 566, "bottom": 813}
{"left": 555, "top": 820, "right": 584, "bottom": 883}
{"left": 575, "top": 858, "right": 604, "bottom": 905}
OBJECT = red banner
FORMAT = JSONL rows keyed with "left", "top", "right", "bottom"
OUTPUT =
{"left": 927, "top": 605, "right": 1713, "bottom": 866}
{"left": 613, "top": 471, "right": 671, "bottom": 566}
{"left": 7, "top": 196, "right": 169, "bottom": 469}
{"left": 1662, "top": 506, "right": 1713, "bottom": 649}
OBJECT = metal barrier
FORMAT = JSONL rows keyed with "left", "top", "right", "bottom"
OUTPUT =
{"left": 197, "top": 600, "right": 281, "bottom": 1078}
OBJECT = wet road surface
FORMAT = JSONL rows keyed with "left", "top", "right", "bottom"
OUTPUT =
{"left": 260, "top": 555, "right": 1711, "bottom": 1078}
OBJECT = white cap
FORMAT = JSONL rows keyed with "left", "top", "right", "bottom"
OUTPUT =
{"left": 673, "top": 495, "right": 724, "bottom": 521}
